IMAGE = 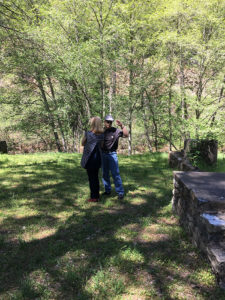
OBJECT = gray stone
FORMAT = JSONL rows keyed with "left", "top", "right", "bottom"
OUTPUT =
{"left": 169, "top": 151, "right": 199, "bottom": 172}
{"left": 169, "top": 139, "right": 218, "bottom": 173}
{"left": 172, "top": 171, "right": 225, "bottom": 289}
{"left": 207, "top": 242, "right": 225, "bottom": 274}
{"left": 174, "top": 172, "right": 225, "bottom": 205}
{"left": 201, "top": 212, "right": 225, "bottom": 233}
{"left": 184, "top": 139, "right": 218, "bottom": 165}
{"left": 0, "top": 141, "right": 7, "bottom": 154}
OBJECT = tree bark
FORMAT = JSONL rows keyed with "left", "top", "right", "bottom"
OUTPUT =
{"left": 211, "top": 75, "right": 225, "bottom": 127}
{"left": 179, "top": 49, "right": 188, "bottom": 141}
{"left": 108, "top": 67, "right": 116, "bottom": 115}
{"left": 36, "top": 75, "right": 62, "bottom": 152}
{"left": 168, "top": 54, "right": 173, "bottom": 151}
{"left": 128, "top": 112, "right": 132, "bottom": 156}
{"left": 141, "top": 94, "right": 153, "bottom": 152}
{"left": 47, "top": 75, "right": 68, "bottom": 152}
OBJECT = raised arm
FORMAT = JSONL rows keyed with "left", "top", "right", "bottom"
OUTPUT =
{"left": 116, "top": 120, "right": 129, "bottom": 138}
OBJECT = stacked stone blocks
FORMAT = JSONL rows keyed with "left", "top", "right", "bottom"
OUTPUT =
{"left": 172, "top": 171, "right": 225, "bottom": 289}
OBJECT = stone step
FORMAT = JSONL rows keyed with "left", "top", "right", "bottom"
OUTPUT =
{"left": 196, "top": 197, "right": 225, "bottom": 212}
{"left": 172, "top": 171, "right": 225, "bottom": 289}
{"left": 207, "top": 241, "right": 225, "bottom": 289}
{"left": 200, "top": 211, "right": 225, "bottom": 233}
{"left": 173, "top": 171, "right": 225, "bottom": 212}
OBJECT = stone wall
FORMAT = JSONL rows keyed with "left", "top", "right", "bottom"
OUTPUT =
{"left": 169, "top": 139, "right": 218, "bottom": 172}
{"left": 169, "top": 151, "right": 199, "bottom": 171}
{"left": 0, "top": 141, "right": 7, "bottom": 154}
{"left": 184, "top": 139, "right": 218, "bottom": 165}
{"left": 172, "top": 171, "right": 225, "bottom": 289}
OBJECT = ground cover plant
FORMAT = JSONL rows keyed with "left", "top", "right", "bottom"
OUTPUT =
{"left": 0, "top": 153, "right": 225, "bottom": 300}
{"left": 197, "top": 153, "right": 225, "bottom": 173}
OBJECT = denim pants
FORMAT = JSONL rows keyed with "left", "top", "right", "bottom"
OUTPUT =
{"left": 102, "top": 152, "right": 124, "bottom": 196}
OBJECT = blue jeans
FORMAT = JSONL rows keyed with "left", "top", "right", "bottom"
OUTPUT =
{"left": 102, "top": 152, "right": 124, "bottom": 196}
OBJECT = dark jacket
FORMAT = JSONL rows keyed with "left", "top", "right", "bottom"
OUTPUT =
{"left": 81, "top": 131, "right": 104, "bottom": 168}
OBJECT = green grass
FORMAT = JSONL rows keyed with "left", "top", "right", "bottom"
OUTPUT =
{"left": 0, "top": 152, "right": 224, "bottom": 299}
{"left": 197, "top": 152, "right": 225, "bottom": 172}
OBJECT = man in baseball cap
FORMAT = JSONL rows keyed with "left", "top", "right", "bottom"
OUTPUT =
{"left": 104, "top": 115, "right": 114, "bottom": 122}
{"left": 102, "top": 115, "right": 128, "bottom": 200}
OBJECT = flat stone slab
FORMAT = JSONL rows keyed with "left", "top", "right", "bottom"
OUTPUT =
{"left": 174, "top": 172, "right": 225, "bottom": 204}
{"left": 201, "top": 212, "right": 225, "bottom": 232}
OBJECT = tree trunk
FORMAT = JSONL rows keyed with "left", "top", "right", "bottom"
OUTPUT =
{"left": 179, "top": 50, "right": 188, "bottom": 141}
{"left": 74, "top": 23, "right": 91, "bottom": 120}
{"left": 73, "top": 127, "right": 80, "bottom": 153}
{"left": 211, "top": 75, "right": 225, "bottom": 127}
{"left": 128, "top": 115, "right": 132, "bottom": 156}
{"left": 69, "top": 79, "right": 90, "bottom": 126}
{"left": 154, "top": 122, "right": 158, "bottom": 151}
{"left": 145, "top": 91, "right": 158, "bottom": 152}
{"left": 108, "top": 67, "right": 116, "bottom": 115}
{"left": 91, "top": 0, "right": 114, "bottom": 118}
{"left": 99, "top": 2, "right": 105, "bottom": 118}
{"left": 47, "top": 76, "right": 68, "bottom": 152}
{"left": 36, "top": 75, "right": 62, "bottom": 152}
{"left": 142, "top": 94, "right": 153, "bottom": 152}
{"left": 128, "top": 48, "right": 134, "bottom": 155}
{"left": 168, "top": 53, "right": 174, "bottom": 151}
{"left": 148, "top": 100, "right": 158, "bottom": 151}
{"left": 100, "top": 46, "right": 105, "bottom": 118}
{"left": 168, "top": 88, "right": 172, "bottom": 151}
{"left": 144, "top": 120, "right": 153, "bottom": 152}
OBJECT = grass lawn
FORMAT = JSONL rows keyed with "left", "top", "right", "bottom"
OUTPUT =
{"left": 198, "top": 152, "right": 225, "bottom": 172}
{"left": 0, "top": 152, "right": 225, "bottom": 300}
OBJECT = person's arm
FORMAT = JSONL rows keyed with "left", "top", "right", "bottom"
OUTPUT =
{"left": 116, "top": 120, "right": 129, "bottom": 138}
{"left": 81, "top": 135, "right": 87, "bottom": 146}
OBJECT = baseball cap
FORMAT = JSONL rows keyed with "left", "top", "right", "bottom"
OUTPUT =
{"left": 104, "top": 115, "right": 114, "bottom": 122}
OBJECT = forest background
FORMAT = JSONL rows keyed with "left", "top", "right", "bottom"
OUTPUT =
{"left": 0, "top": 0, "right": 225, "bottom": 155}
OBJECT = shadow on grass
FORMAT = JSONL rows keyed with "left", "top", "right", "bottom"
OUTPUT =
{"left": 0, "top": 153, "right": 224, "bottom": 299}
{"left": 0, "top": 160, "right": 83, "bottom": 209}
{"left": 1, "top": 201, "right": 223, "bottom": 299}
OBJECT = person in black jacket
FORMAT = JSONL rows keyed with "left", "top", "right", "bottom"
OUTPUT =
{"left": 102, "top": 115, "right": 129, "bottom": 200}
{"left": 81, "top": 117, "right": 104, "bottom": 202}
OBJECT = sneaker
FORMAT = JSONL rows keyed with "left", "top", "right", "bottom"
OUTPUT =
{"left": 118, "top": 194, "right": 124, "bottom": 200}
{"left": 102, "top": 191, "right": 111, "bottom": 196}
{"left": 88, "top": 198, "right": 99, "bottom": 202}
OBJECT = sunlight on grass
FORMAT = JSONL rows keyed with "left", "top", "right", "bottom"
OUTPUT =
{"left": 86, "top": 269, "right": 126, "bottom": 299}
{"left": 0, "top": 152, "right": 224, "bottom": 299}
{"left": 189, "top": 269, "right": 216, "bottom": 286}
{"left": 24, "top": 228, "right": 57, "bottom": 241}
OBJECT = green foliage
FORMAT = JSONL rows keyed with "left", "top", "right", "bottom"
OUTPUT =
{"left": 198, "top": 152, "right": 225, "bottom": 172}
{"left": 0, "top": 0, "right": 225, "bottom": 152}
